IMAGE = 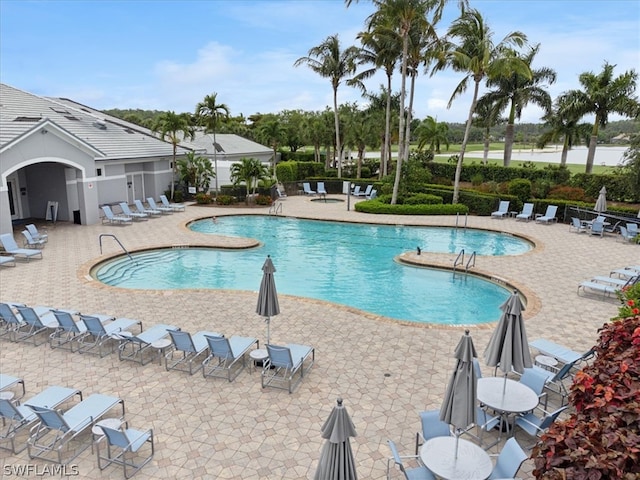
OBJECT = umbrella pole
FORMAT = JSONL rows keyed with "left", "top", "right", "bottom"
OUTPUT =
{"left": 266, "top": 316, "right": 270, "bottom": 345}
{"left": 503, "top": 373, "right": 508, "bottom": 394}
{"left": 454, "top": 430, "right": 460, "bottom": 460}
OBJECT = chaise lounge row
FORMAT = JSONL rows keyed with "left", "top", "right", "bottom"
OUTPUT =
{"left": 100, "top": 195, "right": 185, "bottom": 225}
{"left": 577, "top": 266, "right": 639, "bottom": 298}
{"left": 1, "top": 302, "right": 315, "bottom": 393}
{"left": 0, "top": 373, "right": 153, "bottom": 477}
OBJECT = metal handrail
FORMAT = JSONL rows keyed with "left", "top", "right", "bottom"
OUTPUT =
{"left": 455, "top": 212, "right": 468, "bottom": 229}
{"left": 99, "top": 234, "right": 134, "bottom": 263}
{"left": 453, "top": 249, "right": 465, "bottom": 273}
{"left": 269, "top": 202, "right": 283, "bottom": 216}
{"left": 466, "top": 251, "right": 476, "bottom": 272}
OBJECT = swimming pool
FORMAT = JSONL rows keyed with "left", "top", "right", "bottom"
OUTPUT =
{"left": 94, "top": 216, "right": 532, "bottom": 325}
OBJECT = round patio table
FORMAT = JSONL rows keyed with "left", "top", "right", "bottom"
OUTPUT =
{"left": 420, "top": 436, "right": 493, "bottom": 480}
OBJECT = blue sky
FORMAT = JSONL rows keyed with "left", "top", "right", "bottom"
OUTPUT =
{"left": 1, "top": 0, "right": 638, "bottom": 123}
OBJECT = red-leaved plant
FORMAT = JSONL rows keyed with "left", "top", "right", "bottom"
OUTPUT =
{"left": 531, "top": 313, "right": 640, "bottom": 479}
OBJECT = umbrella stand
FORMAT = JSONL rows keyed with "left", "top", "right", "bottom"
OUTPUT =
{"left": 265, "top": 315, "right": 270, "bottom": 345}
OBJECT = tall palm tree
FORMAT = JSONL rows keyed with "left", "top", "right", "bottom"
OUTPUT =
{"left": 256, "top": 115, "right": 286, "bottom": 179}
{"left": 432, "top": 8, "right": 529, "bottom": 204}
{"left": 537, "top": 95, "right": 592, "bottom": 167}
{"left": 478, "top": 44, "right": 556, "bottom": 166}
{"left": 560, "top": 62, "right": 639, "bottom": 173}
{"left": 195, "top": 93, "right": 230, "bottom": 194}
{"left": 152, "top": 111, "right": 194, "bottom": 201}
{"left": 472, "top": 98, "right": 504, "bottom": 164}
{"left": 294, "top": 34, "right": 360, "bottom": 177}
{"left": 416, "top": 116, "right": 449, "bottom": 153}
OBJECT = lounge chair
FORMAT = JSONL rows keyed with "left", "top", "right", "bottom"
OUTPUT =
{"left": 355, "top": 184, "right": 373, "bottom": 197}
{"left": 514, "top": 406, "right": 568, "bottom": 449}
{"left": 491, "top": 200, "right": 510, "bottom": 219}
{"left": 14, "top": 305, "right": 59, "bottom": 345}
{"left": 0, "top": 233, "right": 43, "bottom": 261}
{"left": 165, "top": 330, "right": 222, "bottom": 375}
{"left": 516, "top": 203, "right": 534, "bottom": 221}
{"left": 101, "top": 205, "right": 132, "bottom": 225}
{"left": 96, "top": 423, "right": 154, "bottom": 478}
{"left": 146, "top": 197, "right": 173, "bottom": 214}
{"left": 26, "top": 224, "right": 48, "bottom": 243}
{"left": 0, "top": 373, "right": 26, "bottom": 404}
{"left": 488, "top": 438, "right": 528, "bottom": 479}
{"left": 261, "top": 343, "right": 315, "bottom": 393}
{"left": 27, "top": 393, "right": 125, "bottom": 465}
{"left": 610, "top": 265, "right": 640, "bottom": 278}
{"left": 414, "top": 410, "right": 452, "bottom": 455}
{"left": 119, "top": 202, "right": 148, "bottom": 221}
{"left": 619, "top": 226, "right": 636, "bottom": 243}
{"left": 387, "top": 439, "right": 436, "bottom": 480}
{"left": 531, "top": 357, "right": 590, "bottom": 406}
{"left": 366, "top": 189, "right": 377, "bottom": 200}
{"left": 535, "top": 205, "right": 558, "bottom": 224}
{"left": 0, "top": 303, "right": 27, "bottom": 341}
{"left": 160, "top": 194, "right": 185, "bottom": 212}
{"left": 0, "top": 255, "right": 16, "bottom": 267}
{"left": 78, "top": 315, "right": 142, "bottom": 357}
{"left": 134, "top": 199, "right": 161, "bottom": 216}
{"left": 276, "top": 187, "right": 287, "bottom": 199}
{"left": 529, "top": 338, "right": 589, "bottom": 366}
{"left": 21, "top": 230, "right": 46, "bottom": 248}
{"left": 578, "top": 274, "right": 638, "bottom": 299}
{"left": 589, "top": 220, "right": 604, "bottom": 237}
{"left": 570, "top": 217, "right": 587, "bottom": 233}
{"left": 351, "top": 185, "right": 361, "bottom": 196}
{"left": 49, "top": 310, "right": 114, "bottom": 352}
{"left": 302, "top": 182, "right": 316, "bottom": 196}
{"left": 316, "top": 182, "right": 327, "bottom": 195}
{"left": 627, "top": 223, "right": 639, "bottom": 237}
{"left": 0, "top": 386, "right": 82, "bottom": 454}
{"left": 117, "top": 323, "right": 180, "bottom": 365}
{"left": 202, "top": 335, "right": 259, "bottom": 382}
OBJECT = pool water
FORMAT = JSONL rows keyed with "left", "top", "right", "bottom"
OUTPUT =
{"left": 94, "top": 216, "right": 531, "bottom": 325}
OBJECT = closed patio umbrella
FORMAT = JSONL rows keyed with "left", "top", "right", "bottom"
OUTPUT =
{"left": 314, "top": 398, "right": 358, "bottom": 480}
{"left": 594, "top": 186, "right": 607, "bottom": 213}
{"left": 256, "top": 255, "right": 280, "bottom": 345}
{"left": 439, "top": 330, "right": 477, "bottom": 459}
{"left": 484, "top": 291, "right": 532, "bottom": 392}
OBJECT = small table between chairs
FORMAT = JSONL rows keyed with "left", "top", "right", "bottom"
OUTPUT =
{"left": 420, "top": 436, "right": 493, "bottom": 480}
{"left": 249, "top": 348, "right": 268, "bottom": 373}
{"left": 477, "top": 377, "right": 539, "bottom": 442}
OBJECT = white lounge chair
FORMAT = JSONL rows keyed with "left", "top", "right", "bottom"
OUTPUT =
{"left": 0, "top": 234, "right": 43, "bottom": 261}
{"left": 21, "top": 229, "right": 46, "bottom": 248}
{"left": 316, "top": 182, "right": 327, "bottom": 196}
{"left": 160, "top": 194, "right": 185, "bottom": 212}
{"left": 0, "top": 255, "right": 16, "bottom": 267}
{"left": 119, "top": 202, "right": 148, "bottom": 221}
{"left": 134, "top": 199, "right": 161, "bottom": 216}
{"left": 302, "top": 182, "right": 316, "bottom": 196}
{"left": 147, "top": 197, "right": 173, "bottom": 214}
{"left": 535, "top": 205, "right": 558, "bottom": 224}
{"left": 491, "top": 200, "right": 510, "bottom": 219}
{"left": 26, "top": 224, "right": 47, "bottom": 243}
{"left": 516, "top": 203, "right": 534, "bottom": 221}
{"left": 101, "top": 205, "right": 132, "bottom": 225}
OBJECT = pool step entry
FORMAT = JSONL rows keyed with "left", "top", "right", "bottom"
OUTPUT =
{"left": 98, "top": 234, "right": 135, "bottom": 264}
{"left": 269, "top": 202, "right": 283, "bottom": 216}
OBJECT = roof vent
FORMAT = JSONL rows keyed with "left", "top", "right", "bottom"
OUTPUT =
{"left": 14, "top": 116, "right": 41, "bottom": 122}
{"left": 65, "top": 115, "right": 80, "bottom": 121}
{"left": 93, "top": 120, "right": 107, "bottom": 130}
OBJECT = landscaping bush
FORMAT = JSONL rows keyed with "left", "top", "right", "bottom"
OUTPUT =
{"left": 354, "top": 199, "right": 468, "bottom": 215}
{"left": 508, "top": 178, "right": 532, "bottom": 204}
{"left": 404, "top": 193, "right": 443, "bottom": 205}
{"left": 547, "top": 186, "right": 586, "bottom": 201}
{"left": 254, "top": 194, "right": 272, "bottom": 206}
{"left": 215, "top": 194, "right": 236, "bottom": 205}
{"left": 471, "top": 173, "right": 484, "bottom": 186}
{"left": 195, "top": 193, "right": 213, "bottom": 204}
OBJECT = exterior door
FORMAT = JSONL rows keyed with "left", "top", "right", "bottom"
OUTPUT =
{"left": 126, "top": 174, "right": 144, "bottom": 204}
{"left": 6, "top": 172, "right": 22, "bottom": 220}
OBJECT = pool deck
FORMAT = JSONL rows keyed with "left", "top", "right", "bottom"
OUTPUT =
{"left": 1, "top": 195, "right": 636, "bottom": 479}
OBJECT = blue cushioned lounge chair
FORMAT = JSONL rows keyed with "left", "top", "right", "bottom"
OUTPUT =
{"left": 26, "top": 224, "right": 47, "bottom": 243}
{"left": 491, "top": 200, "right": 510, "bottom": 219}
{"left": 21, "top": 229, "right": 46, "bottom": 248}
{"left": 117, "top": 323, "right": 179, "bottom": 365}
{"left": 261, "top": 343, "right": 315, "bottom": 393}
{"left": 516, "top": 203, "right": 534, "bottom": 221}
{"left": 0, "top": 233, "right": 43, "bottom": 261}
{"left": 78, "top": 315, "right": 142, "bottom": 357}
{"left": 146, "top": 197, "right": 173, "bottom": 214}
{"left": 303, "top": 182, "right": 316, "bottom": 195}
{"left": 165, "top": 330, "right": 222, "bottom": 375}
{"left": 27, "top": 393, "right": 125, "bottom": 465}
{"left": 0, "top": 386, "right": 82, "bottom": 453}
{"left": 202, "top": 335, "right": 259, "bottom": 382}
{"left": 119, "top": 202, "right": 148, "bottom": 221}
{"left": 160, "top": 194, "right": 185, "bottom": 212}
{"left": 134, "top": 199, "right": 161, "bottom": 216}
{"left": 14, "top": 305, "right": 59, "bottom": 346}
{"left": 535, "top": 205, "right": 558, "bottom": 224}
{"left": 101, "top": 205, "right": 132, "bottom": 225}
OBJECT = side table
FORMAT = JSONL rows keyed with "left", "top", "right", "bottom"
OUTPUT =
{"left": 535, "top": 354, "right": 558, "bottom": 371}
{"left": 249, "top": 348, "right": 269, "bottom": 374}
{"left": 151, "top": 338, "right": 173, "bottom": 365}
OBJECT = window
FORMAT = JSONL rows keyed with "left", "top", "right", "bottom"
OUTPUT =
{"left": 97, "top": 168, "right": 102, "bottom": 177}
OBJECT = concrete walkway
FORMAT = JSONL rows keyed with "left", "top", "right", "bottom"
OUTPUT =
{"left": 0, "top": 195, "right": 636, "bottom": 479}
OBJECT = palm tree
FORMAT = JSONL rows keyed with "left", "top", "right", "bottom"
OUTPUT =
{"left": 431, "top": 8, "right": 529, "bottom": 204}
{"left": 195, "top": 93, "right": 230, "bottom": 194}
{"left": 472, "top": 98, "right": 504, "bottom": 164}
{"left": 177, "top": 151, "right": 215, "bottom": 193}
{"left": 294, "top": 34, "right": 360, "bottom": 177}
{"left": 256, "top": 115, "right": 286, "bottom": 179}
{"left": 152, "top": 111, "right": 194, "bottom": 201}
{"left": 537, "top": 96, "right": 592, "bottom": 167}
{"left": 560, "top": 62, "right": 639, "bottom": 173}
{"left": 416, "top": 116, "right": 449, "bottom": 153}
{"left": 230, "top": 157, "right": 269, "bottom": 203}
{"left": 478, "top": 44, "right": 556, "bottom": 166}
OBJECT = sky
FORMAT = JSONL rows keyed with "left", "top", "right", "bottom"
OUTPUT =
{"left": 1, "top": 0, "right": 639, "bottom": 124}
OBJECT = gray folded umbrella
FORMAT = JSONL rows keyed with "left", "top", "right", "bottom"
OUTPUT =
{"left": 256, "top": 255, "right": 280, "bottom": 345}
{"left": 314, "top": 398, "right": 358, "bottom": 480}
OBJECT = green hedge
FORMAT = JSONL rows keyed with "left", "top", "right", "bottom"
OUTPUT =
{"left": 355, "top": 199, "right": 469, "bottom": 215}
{"left": 570, "top": 173, "right": 633, "bottom": 202}
{"left": 428, "top": 162, "right": 571, "bottom": 184}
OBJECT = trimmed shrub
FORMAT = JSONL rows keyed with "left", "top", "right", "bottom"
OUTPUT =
{"left": 547, "top": 186, "right": 586, "bottom": 201}
{"left": 471, "top": 173, "right": 484, "bottom": 186}
{"left": 254, "top": 194, "right": 272, "bottom": 206}
{"left": 404, "top": 193, "right": 443, "bottom": 205}
{"left": 355, "top": 199, "right": 468, "bottom": 215}
{"left": 215, "top": 194, "right": 236, "bottom": 205}
{"left": 195, "top": 193, "right": 213, "bottom": 204}
{"left": 508, "top": 178, "right": 532, "bottom": 204}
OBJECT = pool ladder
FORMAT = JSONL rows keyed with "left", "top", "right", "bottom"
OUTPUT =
{"left": 99, "top": 234, "right": 135, "bottom": 263}
{"left": 453, "top": 249, "right": 476, "bottom": 276}
{"left": 269, "top": 201, "right": 283, "bottom": 216}
{"left": 455, "top": 212, "right": 468, "bottom": 229}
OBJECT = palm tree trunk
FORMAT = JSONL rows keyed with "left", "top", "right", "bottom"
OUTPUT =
{"left": 383, "top": 74, "right": 393, "bottom": 178}
{"left": 560, "top": 137, "right": 569, "bottom": 167}
{"left": 213, "top": 131, "right": 219, "bottom": 194}
{"left": 171, "top": 144, "right": 177, "bottom": 200}
{"left": 453, "top": 80, "right": 481, "bottom": 204}
{"left": 586, "top": 122, "right": 599, "bottom": 173}
{"left": 403, "top": 72, "right": 417, "bottom": 166}
{"left": 503, "top": 102, "right": 517, "bottom": 167}
{"left": 333, "top": 88, "right": 342, "bottom": 178}
{"left": 392, "top": 35, "right": 409, "bottom": 205}
{"left": 483, "top": 127, "right": 490, "bottom": 164}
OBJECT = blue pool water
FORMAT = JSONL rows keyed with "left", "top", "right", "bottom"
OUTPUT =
{"left": 94, "top": 216, "right": 531, "bottom": 325}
